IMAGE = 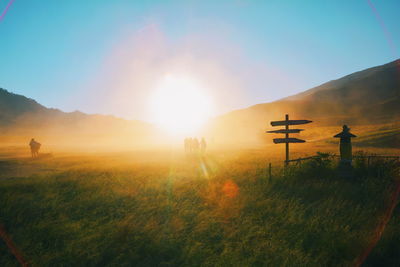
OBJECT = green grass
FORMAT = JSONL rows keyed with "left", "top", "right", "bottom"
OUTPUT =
{"left": 0, "top": 151, "right": 399, "bottom": 266}
{"left": 364, "top": 204, "right": 400, "bottom": 267}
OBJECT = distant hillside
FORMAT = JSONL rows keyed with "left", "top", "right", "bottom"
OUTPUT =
{"left": 0, "top": 88, "right": 157, "bottom": 148}
{"left": 207, "top": 59, "right": 400, "bottom": 144}
{"left": 0, "top": 89, "right": 47, "bottom": 126}
{"left": 1, "top": 59, "right": 399, "bottom": 148}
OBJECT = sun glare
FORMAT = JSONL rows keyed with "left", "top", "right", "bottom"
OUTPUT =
{"left": 149, "top": 75, "right": 213, "bottom": 135}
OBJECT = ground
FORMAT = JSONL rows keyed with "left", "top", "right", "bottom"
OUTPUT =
{"left": 0, "top": 145, "right": 399, "bottom": 266}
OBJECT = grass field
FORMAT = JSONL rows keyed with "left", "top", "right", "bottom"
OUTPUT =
{"left": 0, "top": 146, "right": 399, "bottom": 266}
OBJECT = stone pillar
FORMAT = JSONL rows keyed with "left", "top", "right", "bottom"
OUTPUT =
{"left": 334, "top": 125, "right": 356, "bottom": 177}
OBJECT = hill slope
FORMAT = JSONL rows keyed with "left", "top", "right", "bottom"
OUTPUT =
{"left": 207, "top": 59, "right": 400, "bottom": 144}
{"left": 0, "top": 89, "right": 156, "bottom": 148}
{"left": 0, "top": 89, "right": 47, "bottom": 126}
{"left": 1, "top": 59, "right": 399, "bottom": 147}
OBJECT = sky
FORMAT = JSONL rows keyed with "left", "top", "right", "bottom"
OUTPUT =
{"left": 0, "top": 0, "right": 399, "bottom": 122}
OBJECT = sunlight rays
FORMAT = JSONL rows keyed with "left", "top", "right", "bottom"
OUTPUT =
{"left": 149, "top": 74, "right": 214, "bottom": 135}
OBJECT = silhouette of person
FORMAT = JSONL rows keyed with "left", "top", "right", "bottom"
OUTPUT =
{"left": 193, "top": 138, "right": 199, "bottom": 152}
{"left": 200, "top": 137, "right": 207, "bottom": 153}
{"left": 29, "top": 138, "right": 41, "bottom": 158}
{"left": 184, "top": 138, "right": 188, "bottom": 152}
{"left": 184, "top": 138, "right": 191, "bottom": 153}
{"left": 188, "top": 137, "right": 193, "bottom": 152}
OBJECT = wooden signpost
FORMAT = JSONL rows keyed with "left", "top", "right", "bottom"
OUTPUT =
{"left": 267, "top": 114, "right": 312, "bottom": 166}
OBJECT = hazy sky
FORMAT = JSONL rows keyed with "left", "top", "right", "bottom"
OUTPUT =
{"left": 0, "top": 0, "right": 399, "bottom": 121}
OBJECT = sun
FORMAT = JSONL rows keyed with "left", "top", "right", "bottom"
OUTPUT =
{"left": 149, "top": 74, "right": 213, "bottom": 135}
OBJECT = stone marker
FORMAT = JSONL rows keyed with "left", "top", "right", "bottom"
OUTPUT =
{"left": 334, "top": 125, "right": 356, "bottom": 177}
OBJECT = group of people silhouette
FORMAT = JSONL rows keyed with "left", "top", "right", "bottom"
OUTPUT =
{"left": 184, "top": 137, "right": 207, "bottom": 153}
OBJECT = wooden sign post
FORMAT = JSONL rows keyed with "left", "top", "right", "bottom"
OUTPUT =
{"left": 267, "top": 114, "right": 312, "bottom": 165}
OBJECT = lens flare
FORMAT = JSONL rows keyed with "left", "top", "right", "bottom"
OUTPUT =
{"left": 0, "top": 0, "right": 16, "bottom": 23}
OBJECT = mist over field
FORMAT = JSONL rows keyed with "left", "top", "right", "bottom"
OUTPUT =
{"left": 1, "top": 59, "right": 399, "bottom": 152}
{"left": 1, "top": 1, "right": 400, "bottom": 266}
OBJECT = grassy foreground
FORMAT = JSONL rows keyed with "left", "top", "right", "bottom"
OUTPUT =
{"left": 0, "top": 150, "right": 399, "bottom": 266}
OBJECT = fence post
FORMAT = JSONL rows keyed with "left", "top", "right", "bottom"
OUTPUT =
{"left": 268, "top": 162, "right": 272, "bottom": 181}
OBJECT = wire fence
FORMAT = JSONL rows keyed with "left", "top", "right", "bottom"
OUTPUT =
{"left": 285, "top": 154, "right": 400, "bottom": 166}
{"left": 265, "top": 153, "right": 399, "bottom": 180}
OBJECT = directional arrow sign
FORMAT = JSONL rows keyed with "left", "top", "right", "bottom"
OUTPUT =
{"left": 266, "top": 129, "right": 303, "bottom": 134}
{"left": 267, "top": 114, "right": 312, "bottom": 166}
{"left": 270, "top": 120, "right": 312, "bottom": 127}
{"left": 273, "top": 138, "right": 306, "bottom": 144}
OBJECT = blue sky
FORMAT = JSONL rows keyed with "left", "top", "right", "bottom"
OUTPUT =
{"left": 0, "top": 0, "right": 399, "bottom": 120}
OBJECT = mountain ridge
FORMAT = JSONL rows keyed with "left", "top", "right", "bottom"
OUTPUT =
{"left": 206, "top": 59, "right": 400, "bottom": 144}
{"left": 0, "top": 88, "right": 157, "bottom": 147}
{"left": 1, "top": 59, "right": 399, "bottom": 146}
{"left": 0, "top": 88, "right": 145, "bottom": 126}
